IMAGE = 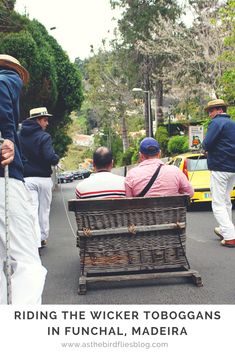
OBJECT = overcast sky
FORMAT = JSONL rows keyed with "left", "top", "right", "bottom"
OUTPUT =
{"left": 15, "top": 1, "right": 193, "bottom": 63}
{"left": 15, "top": 0, "right": 121, "bottom": 62}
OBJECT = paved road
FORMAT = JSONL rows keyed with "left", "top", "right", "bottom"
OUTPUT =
{"left": 40, "top": 180, "right": 235, "bottom": 304}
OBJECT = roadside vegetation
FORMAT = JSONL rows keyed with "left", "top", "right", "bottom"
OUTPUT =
{"left": 1, "top": 0, "right": 235, "bottom": 168}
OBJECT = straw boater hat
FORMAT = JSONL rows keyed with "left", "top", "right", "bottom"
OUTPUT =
{"left": 0, "top": 54, "right": 29, "bottom": 85}
{"left": 205, "top": 99, "right": 227, "bottom": 112}
{"left": 28, "top": 107, "right": 53, "bottom": 119}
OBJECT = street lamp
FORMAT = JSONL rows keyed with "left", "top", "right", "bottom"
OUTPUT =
{"left": 132, "top": 87, "right": 152, "bottom": 137}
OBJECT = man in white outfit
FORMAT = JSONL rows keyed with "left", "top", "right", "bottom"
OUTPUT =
{"left": 0, "top": 54, "right": 47, "bottom": 304}
{"left": 18, "top": 108, "right": 60, "bottom": 248}
{"left": 203, "top": 99, "right": 235, "bottom": 247}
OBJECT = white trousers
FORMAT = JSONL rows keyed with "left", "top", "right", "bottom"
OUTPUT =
{"left": 211, "top": 171, "right": 235, "bottom": 240}
{"left": 25, "top": 177, "right": 53, "bottom": 245}
{"left": 0, "top": 178, "right": 47, "bottom": 304}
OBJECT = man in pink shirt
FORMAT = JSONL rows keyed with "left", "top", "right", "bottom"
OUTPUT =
{"left": 125, "top": 137, "right": 194, "bottom": 198}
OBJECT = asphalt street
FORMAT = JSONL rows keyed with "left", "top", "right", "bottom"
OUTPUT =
{"left": 40, "top": 179, "right": 235, "bottom": 304}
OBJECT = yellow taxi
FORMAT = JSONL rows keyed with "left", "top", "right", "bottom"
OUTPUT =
{"left": 168, "top": 152, "right": 235, "bottom": 203}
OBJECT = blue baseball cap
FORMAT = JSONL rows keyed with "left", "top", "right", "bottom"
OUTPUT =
{"left": 139, "top": 137, "right": 160, "bottom": 155}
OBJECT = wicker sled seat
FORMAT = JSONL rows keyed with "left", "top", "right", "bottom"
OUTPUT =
{"left": 68, "top": 195, "right": 203, "bottom": 294}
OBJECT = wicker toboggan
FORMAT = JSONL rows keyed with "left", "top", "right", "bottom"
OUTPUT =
{"left": 69, "top": 195, "right": 202, "bottom": 294}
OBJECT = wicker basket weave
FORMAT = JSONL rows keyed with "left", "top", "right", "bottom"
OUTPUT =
{"left": 69, "top": 195, "right": 188, "bottom": 274}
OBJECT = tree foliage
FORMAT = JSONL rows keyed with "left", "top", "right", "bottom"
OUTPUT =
{"left": 167, "top": 135, "right": 188, "bottom": 155}
{"left": 110, "top": 0, "right": 182, "bottom": 129}
{"left": 0, "top": 6, "right": 83, "bottom": 156}
{"left": 155, "top": 125, "right": 169, "bottom": 157}
{"left": 84, "top": 44, "right": 138, "bottom": 154}
{"left": 220, "top": 0, "right": 235, "bottom": 114}
{"left": 137, "top": 0, "right": 229, "bottom": 108}
{"left": 110, "top": 0, "right": 181, "bottom": 43}
{"left": 0, "top": 0, "right": 24, "bottom": 32}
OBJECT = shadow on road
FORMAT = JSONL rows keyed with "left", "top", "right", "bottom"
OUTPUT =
{"left": 187, "top": 202, "right": 212, "bottom": 212}
{"left": 188, "top": 201, "right": 235, "bottom": 213}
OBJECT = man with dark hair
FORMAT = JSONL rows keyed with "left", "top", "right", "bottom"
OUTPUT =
{"left": 0, "top": 54, "right": 46, "bottom": 304}
{"left": 93, "top": 147, "right": 113, "bottom": 169}
{"left": 125, "top": 137, "right": 193, "bottom": 198}
{"left": 203, "top": 99, "right": 235, "bottom": 247}
{"left": 75, "top": 146, "right": 126, "bottom": 199}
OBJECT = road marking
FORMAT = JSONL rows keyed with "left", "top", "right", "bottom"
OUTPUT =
{"left": 188, "top": 236, "right": 207, "bottom": 243}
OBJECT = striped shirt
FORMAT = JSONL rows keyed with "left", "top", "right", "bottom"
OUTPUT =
{"left": 75, "top": 171, "right": 126, "bottom": 199}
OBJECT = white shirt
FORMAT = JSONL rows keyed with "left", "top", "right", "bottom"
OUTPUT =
{"left": 75, "top": 172, "right": 126, "bottom": 199}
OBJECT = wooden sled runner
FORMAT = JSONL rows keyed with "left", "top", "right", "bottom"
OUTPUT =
{"left": 68, "top": 195, "right": 203, "bottom": 294}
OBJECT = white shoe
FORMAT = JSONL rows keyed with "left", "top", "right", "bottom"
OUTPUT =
{"left": 214, "top": 227, "right": 223, "bottom": 240}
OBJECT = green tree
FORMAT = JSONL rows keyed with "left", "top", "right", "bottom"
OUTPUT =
{"left": 139, "top": 0, "right": 229, "bottom": 117}
{"left": 85, "top": 46, "right": 136, "bottom": 154}
{"left": 220, "top": 0, "right": 235, "bottom": 115}
{"left": 0, "top": 0, "right": 23, "bottom": 32}
{"left": 110, "top": 0, "right": 181, "bottom": 132}
{"left": 0, "top": 0, "right": 15, "bottom": 10}
{"left": 0, "top": 6, "right": 83, "bottom": 156}
{"left": 155, "top": 125, "right": 169, "bottom": 157}
{"left": 167, "top": 135, "right": 188, "bottom": 155}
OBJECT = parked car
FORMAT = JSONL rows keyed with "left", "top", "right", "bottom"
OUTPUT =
{"left": 71, "top": 170, "right": 85, "bottom": 180}
{"left": 168, "top": 152, "right": 235, "bottom": 203}
{"left": 57, "top": 171, "right": 74, "bottom": 183}
{"left": 79, "top": 169, "right": 91, "bottom": 179}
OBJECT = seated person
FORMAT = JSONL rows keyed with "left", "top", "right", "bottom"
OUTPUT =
{"left": 125, "top": 137, "right": 194, "bottom": 197}
{"left": 75, "top": 146, "right": 126, "bottom": 199}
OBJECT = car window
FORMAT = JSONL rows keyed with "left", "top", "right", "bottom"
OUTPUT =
{"left": 187, "top": 157, "right": 208, "bottom": 171}
{"left": 174, "top": 158, "right": 182, "bottom": 168}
